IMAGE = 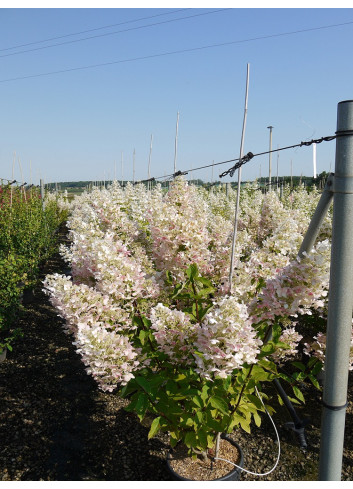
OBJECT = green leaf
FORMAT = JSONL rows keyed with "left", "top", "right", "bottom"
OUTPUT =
{"left": 253, "top": 411, "right": 262, "bottom": 427}
{"left": 135, "top": 393, "right": 149, "bottom": 420}
{"left": 135, "top": 376, "right": 152, "bottom": 394}
{"left": 196, "top": 428, "right": 208, "bottom": 450}
{"left": 186, "top": 264, "right": 199, "bottom": 280}
{"left": 192, "top": 396, "right": 203, "bottom": 409}
{"left": 239, "top": 417, "right": 251, "bottom": 433}
{"left": 148, "top": 416, "right": 161, "bottom": 439}
{"left": 139, "top": 329, "right": 147, "bottom": 345}
{"left": 308, "top": 374, "right": 321, "bottom": 390}
{"left": 184, "top": 431, "right": 197, "bottom": 448}
{"left": 246, "top": 394, "right": 264, "bottom": 411}
{"left": 292, "top": 386, "right": 305, "bottom": 403}
{"left": 194, "top": 411, "right": 203, "bottom": 425}
{"left": 292, "top": 361, "right": 306, "bottom": 372}
{"left": 200, "top": 384, "right": 210, "bottom": 402}
{"left": 209, "top": 396, "right": 229, "bottom": 415}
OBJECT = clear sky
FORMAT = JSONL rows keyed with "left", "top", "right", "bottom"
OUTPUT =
{"left": 0, "top": 3, "right": 352, "bottom": 185}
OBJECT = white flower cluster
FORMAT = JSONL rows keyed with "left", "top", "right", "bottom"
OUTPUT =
{"left": 194, "top": 297, "right": 262, "bottom": 380}
{"left": 150, "top": 303, "right": 196, "bottom": 365}
{"left": 44, "top": 178, "right": 340, "bottom": 390}
{"left": 304, "top": 327, "right": 353, "bottom": 371}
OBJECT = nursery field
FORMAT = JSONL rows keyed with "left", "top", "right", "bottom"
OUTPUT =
{"left": 1, "top": 179, "right": 352, "bottom": 481}
{"left": 0, "top": 227, "right": 351, "bottom": 481}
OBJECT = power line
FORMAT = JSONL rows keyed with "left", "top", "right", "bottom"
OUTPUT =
{"left": 0, "top": 9, "right": 189, "bottom": 52}
{"left": 1, "top": 18, "right": 352, "bottom": 84}
{"left": 0, "top": 9, "right": 229, "bottom": 59}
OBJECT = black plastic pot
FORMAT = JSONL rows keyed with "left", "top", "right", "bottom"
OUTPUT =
{"left": 166, "top": 435, "right": 244, "bottom": 481}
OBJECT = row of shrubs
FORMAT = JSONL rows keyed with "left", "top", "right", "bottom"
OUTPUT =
{"left": 0, "top": 184, "right": 68, "bottom": 354}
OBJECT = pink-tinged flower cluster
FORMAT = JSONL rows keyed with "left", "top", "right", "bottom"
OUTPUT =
{"left": 43, "top": 274, "right": 132, "bottom": 335}
{"left": 271, "top": 327, "right": 303, "bottom": 365}
{"left": 147, "top": 177, "right": 212, "bottom": 280}
{"left": 303, "top": 332, "right": 327, "bottom": 364}
{"left": 304, "top": 327, "right": 353, "bottom": 371}
{"left": 249, "top": 240, "right": 331, "bottom": 324}
{"left": 74, "top": 327, "right": 141, "bottom": 391}
{"left": 61, "top": 232, "right": 160, "bottom": 303}
{"left": 194, "top": 297, "right": 262, "bottom": 380}
{"left": 150, "top": 303, "right": 196, "bottom": 365}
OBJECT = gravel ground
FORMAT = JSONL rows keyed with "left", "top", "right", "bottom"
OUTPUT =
{"left": 0, "top": 228, "right": 352, "bottom": 481}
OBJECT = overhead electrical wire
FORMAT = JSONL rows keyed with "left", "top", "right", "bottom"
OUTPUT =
{"left": 0, "top": 8, "right": 189, "bottom": 52}
{"left": 1, "top": 18, "right": 352, "bottom": 84}
{"left": 0, "top": 9, "right": 229, "bottom": 59}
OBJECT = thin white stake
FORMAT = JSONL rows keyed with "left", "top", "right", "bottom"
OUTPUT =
{"left": 313, "top": 142, "right": 317, "bottom": 178}
{"left": 11, "top": 152, "right": 15, "bottom": 207}
{"left": 133, "top": 149, "right": 136, "bottom": 184}
{"left": 18, "top": 157, "right": 26, "bottom": 202}
{"left": 174, "top": 111, "right": 179, "bottom": 174}
{"left": 148, "top": 134, "right": 153, "bottom": 179}
{"left": 228, "top": 63, "right": 250, "bottom": 295}
{"left": 277, "top": 145, "right": 279, "bottom": 190}
{"left": 121, "top": 152, "right": 124, "bottom": 186}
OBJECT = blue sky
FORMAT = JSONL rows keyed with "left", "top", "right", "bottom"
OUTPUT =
{"left": 0, "top": 3, "right": 352, "bottom": 185}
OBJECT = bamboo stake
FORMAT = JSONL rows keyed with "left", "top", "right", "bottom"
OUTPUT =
{"left": 228, "top": 63, "right": 250, "bottom": 295}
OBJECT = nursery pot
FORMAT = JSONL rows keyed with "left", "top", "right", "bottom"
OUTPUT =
{"left": 166, "top": 434, "right": 244, "bottom": 481}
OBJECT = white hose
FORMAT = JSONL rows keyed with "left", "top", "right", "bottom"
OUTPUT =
{"left": 214, "top": 387, "right": 281, "bottom": 477}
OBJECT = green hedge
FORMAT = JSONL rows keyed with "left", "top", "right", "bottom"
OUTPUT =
{"left": 0, "top": 185, "right": 68, "bottom": 353}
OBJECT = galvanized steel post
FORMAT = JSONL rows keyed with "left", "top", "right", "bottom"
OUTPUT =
{"left": 318, "top": 100, "right": 353, "bottom": 480}
{"left": 297, "top": 174, "right": 334, "bottom": 258}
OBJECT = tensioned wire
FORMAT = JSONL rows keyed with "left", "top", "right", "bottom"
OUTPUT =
{"left": 143, "top": 135, "right": 337, "bottom": 184}
{"left": 4, "top": 134, "right": 336, "bottom": 188}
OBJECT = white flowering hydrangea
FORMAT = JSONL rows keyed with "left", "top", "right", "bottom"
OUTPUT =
{"left": 194, "top": 296, "right": 262, "bottom": 380}
{"left": 44, "top": 178, "right": 340, "bottom": 392}
{"left": 150, "top": 303, "right": 197, "bottom": 365}
{"left": 74, "top": 326, "right": 141, "bottom": 391}
{"left": 271, "top": 327, "right": 303, "bottom": 365}
{"left": 304, "top": 327, "right": 353, "bottom": 371}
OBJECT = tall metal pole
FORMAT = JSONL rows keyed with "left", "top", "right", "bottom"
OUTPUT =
{"left": 174, "top": 111, "right": 179, "bottom": 174}
{"left": 319, "top": 100, "right": 353, "bottom": 480}
{"left": 297, "top": 174, "right": 334, "bottom": 259}
{"left": 267, "top": 125, "right": 273, "bottom": 191}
